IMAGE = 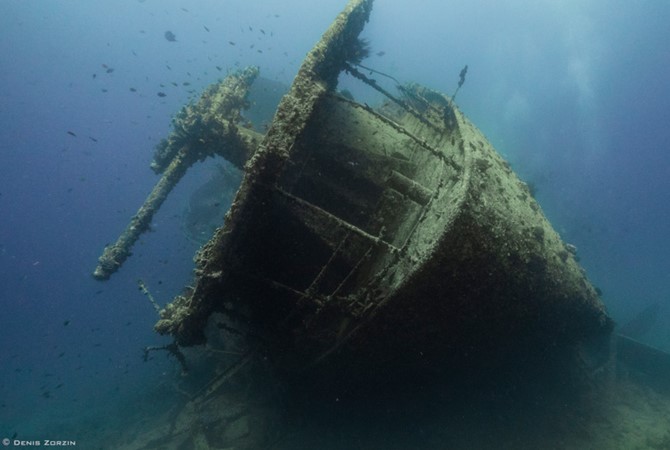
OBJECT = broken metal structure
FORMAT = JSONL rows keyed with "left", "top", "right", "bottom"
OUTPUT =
{"left": 95, "top": 0, "right": 613, "bottom": 386}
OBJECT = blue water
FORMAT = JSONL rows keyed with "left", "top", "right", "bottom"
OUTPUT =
{"left": 1, "top": 0, "right": 669, "bottom": 447}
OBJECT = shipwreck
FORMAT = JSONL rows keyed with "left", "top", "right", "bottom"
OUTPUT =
{"left": 94, "top": 0, "right": 615, "bottom": 390}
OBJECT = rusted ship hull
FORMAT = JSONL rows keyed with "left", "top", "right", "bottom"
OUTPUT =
{"left": 90, "top": 2, "right": 670, "bottom": 448}
{"left": 93, "top": 0, "right": 611, "bottom": 384}
{"left": 151, "top": 0, "right": 611, "bottom": 382}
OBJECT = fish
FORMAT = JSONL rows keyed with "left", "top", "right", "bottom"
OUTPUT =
{"left": 458, "top": 65, "right": 468, "bottom": 88}
{"left": 63, "top": 320, "right": 70, "bottom": 326}
{"left": 164, "top": 31, "right": 177, "bottom": 42}
{"left": 203, "top": 26, "right": 210, "bottom": 32}
{"left": 106, "top": 68, "right": 114, "bottom": 73}
{"left": 129, "top": 87, "right": 137, "bottom": 92}
{"left": 157, "top": 92, "right": 167, "bottom": 97}
{"left": 88, "top": 136, "right": 98, "bottom": 142}
{"left": 67, "top": 131, "right": 77, "bottom": 137}
{"left": 376, "top": 51, "right": 386, "bottom": 57}
{"left": 228, "top": 41, "right": 236, "bottom": 46}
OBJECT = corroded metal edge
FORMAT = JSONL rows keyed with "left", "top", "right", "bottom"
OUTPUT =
{"left": 155, "top": 0, "right": 375, "bottom": 344}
